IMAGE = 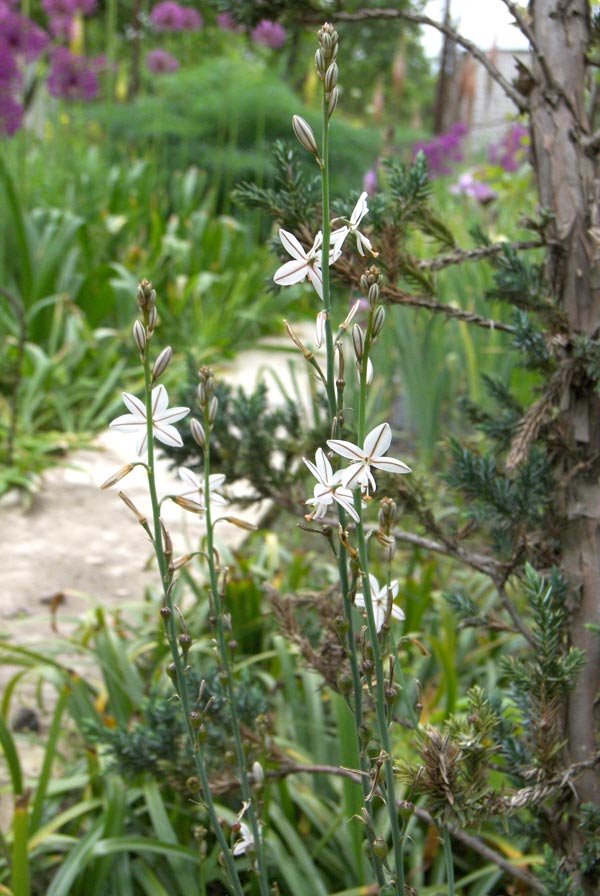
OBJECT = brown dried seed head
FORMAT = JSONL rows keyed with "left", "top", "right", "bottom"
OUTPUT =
{"left": 100, "top": 463, "right": 135, "bottom": 490}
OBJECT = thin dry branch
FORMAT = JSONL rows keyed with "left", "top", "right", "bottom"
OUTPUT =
{"left": 418, "top": 239, "right": 543, "bottom": 272}
{"left": 380, "top": 281, "right": 514, "bottom": 333}
{"left": 327, "top": 7, "right": 528, "bottom": 112}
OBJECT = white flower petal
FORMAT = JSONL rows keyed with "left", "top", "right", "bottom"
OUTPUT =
{"left": 274, "top": 258, "right": 311, "bottom": 286}
{"left": 351, "top": 192, "right": 369, "bottom": 226}
{"left": 153, "top": 423, "right": 184, "bottom": 448}
{"left": 152, "top": 384, "right": 168, "bottom": 416}
{"left": 155, "top": 405, "right": 190, "bottom": 426}
{"left": 364, "top": 423, "right": 391, "bottom": 458}
{"left": 122, "top": 391, "right": 146, "bottom": 417}
{"left": 279, "top": 228, "right": 306, "bottom": 261}
{"left": 110, "top": 413, "right": 143, "bottom": 432}
{"left": 371, "top": 457, "right": 412, "bottom": 475}
{"left": 391, "top": 604, "right": 406, "bottom": 622}
{"left": 179, "top": 467, "right": 200, "bottom": 488}
{"left": 135, "top": 429, "right": 148, "bottom": 456}
{"left": 314, "top": 447, "right": 332, "bottom": 481}
{"left": 306, "top": 266, "right": 324, "bottom": 300}
{"left": 327, "top": 438, "right": 364, "bottom": 462}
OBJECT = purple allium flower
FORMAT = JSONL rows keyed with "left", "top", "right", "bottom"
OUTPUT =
{"left": 413, "top": 122, "right": 467, "bottom": 178}
{"left": 0, "top": 93, "right": 23, "bottom": 136}
{"left": 149, "top": 1, "right": 185, "bottom": 30}
{"left": 251, "top": 19, "right": 286, "bottom": 49}
{"left": 0, "top": 11, "right": 49, "bottom": 61}
{"left": 0, "top": 40, "right": 21, "bottom": 89}
{"left": 150, "top": 1, "right": 201, "bottom": 32}
{"left": 47, "top": 47, "right": 99, "bottom": 100}
{"left": 146, "top": 48, "right": 179, "bottom": 74}
{"left": 217, "top": 11, "right": 241, "bottom": 32}
{"left": 47, "top": 13, "right": 75, "bottom": 40}
{"left": 180, "top": 6, "right": 202, "bottom": 29}
{"left": 488, "top": 122, "right": 530, "bottom": 172}
{"left": 42, "top": 0, "right": 78, "bottom": 15}
{"left": 362, "top": 168, "right": 378, "bottom": 196}
{"left": 450, "top": 172, "right": 497, "bottom": 204}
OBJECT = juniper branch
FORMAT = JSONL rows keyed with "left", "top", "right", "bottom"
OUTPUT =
{"left": 418, "top": 240, "right": 544, "bottom": 272}
{"left": 380, "top": 281, "right": 514, "bottom": 333}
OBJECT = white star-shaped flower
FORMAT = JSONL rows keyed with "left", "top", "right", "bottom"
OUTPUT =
{"left": 273, "top": 229, "right": 341, "bottom": 300}
{"left": 110, "top": 385, "right": 189, "bottom": 456}
{"left": 355, "top": 573, "right": 405, "bottom": 632}
{"left": 178, "top": 467, "right": 227, "bottom": 512}
{"left": 232, "top": 822, "right": 255, "bottom": 856}
{"left": 327, "top": 422, "right": 411, "bottom": 495}
{"left": 331, "top": 191, "right": 377, "bottom": 257}
{"left": 303, "top": 447, "right": 359, "bottom": 522}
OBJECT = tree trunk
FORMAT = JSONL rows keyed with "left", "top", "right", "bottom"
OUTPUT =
{"left": 530, "top": 0, "right": 600, "bottom": 861}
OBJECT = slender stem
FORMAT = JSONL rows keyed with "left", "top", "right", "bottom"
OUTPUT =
{"left": 443, "top": 825, "right": 456, "bottom": 896}
{"left": 320, "top": 93, "right": 337, "bottom": 419}
{"left": 203, "top": 406, "right": 271, "bottom": 896}
{"left": 141, "top": 345, "right": 245, "bottom": 896}
{"left": 354, "top": 513, "right": 405, "bottom": 894}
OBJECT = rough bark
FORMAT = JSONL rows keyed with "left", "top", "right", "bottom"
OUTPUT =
{"left": 530, "top": 0, "right": 600, "bottom": 819}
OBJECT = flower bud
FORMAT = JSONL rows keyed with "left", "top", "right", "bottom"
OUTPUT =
{"left": 292, "top": 115, "right": 319, "bottom": 156}
{"left": 327, "top": 87, "right": 339, "bottom": 118}
{"left": 315, "top": 310, "right": 327, "bottom": 348}
{"left": 100, "top": 463, "right": 135, "bottom": 490}
{"left": 352, "top": 323, "right": 365, "bottom": 361}
{"left": 190, "top": 418, "right": 205, "bottom": 448}
{"left": 252, "top": 761, "right": 264, "bottom": 787}
{"left": 152, "top": 345, "right": 172, "bottom": 381}
{"left": 208, "top": 395, "right": 218, "bottom": 425}
{"left": 118, "top": 490, "right": 147, "bottom": 525}
{"left": 324, "top": 62, "right": 338, "bottom": 93}
{"left": 147, "top": 305, "right": 158, "bottom": 333}
{"left": 371, "top": 305, "right": 386, "bottom": 339}
{"left": 137, "top": 279, "right": 156, "bottom": 312}
{"left": 133, "top": 320, "right": 146, "bottom": 354}
{"left": 368, "top": 283, "right": 379, "bottom": 308}
{"left": 315, "top": 48, "right": 326, "bottom": 77}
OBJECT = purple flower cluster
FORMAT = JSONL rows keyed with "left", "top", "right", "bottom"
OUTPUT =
{"left": 0, "top": 8, "right": 49, "bottom": 135}
{"left": 413, "top": 122, "right": 467, "bottom": 178}
{"left": 251, "top": 19, "right": 286, "bottom": 50}
{"left": 149, "top": 2, "right": 203, "bottom": 32}
{"left": 47, "top": 47, "right": 99, "bottom": 101}
{"left": 42, "top": 0, "right": 96, "bottom": 44}
{"left": 146, "top": 48, "right": 179, "bottom": 74}
{"left": 216, "top": 11, "right": 242, "bottom": 33}
{"left": 450, "top": 172, "right": 497, "bottom": 204}
{"left": 488, "top": 122, "right": 529, "bottom": 172}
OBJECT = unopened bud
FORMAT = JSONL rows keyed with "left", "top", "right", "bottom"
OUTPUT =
{"left": 190, "top": 418, "right": 205, "bottom": 448}
{"left": 324, "top": 62, "right": 338, "bottom": 93}
{"left": 371, "top": 305, "right": 386, "bottom": 339}
{"left": 147, "top": 305, "right": 158, "bottom": 333}
{"left": 133, "top": 320, "right": 146, "bottom": 354}
{"left": 368, "top": 283, "right": 379, "bottom": 308}
{"left": 208, "top": 395, "right": 218, "bottom": 424}
{"left": 166, "top": 662, "right": 177, "bottom": 681}
{"left": 152, "top": 346, "right": 172, "bottom": 381}
{"left": 292, "top": 115, "right": 319, "bottom": 156}
{"left": 137, "top": 279, "right": 156, "bottom": 311}
{"left": 252, "top": 761, "right": 264, "bottom": 787}
{"left": 315, "top": 47, "right": 326, "bottom": 77}
{"left": 327, "top": 87, "right": 339, "bottom": 118}
{"left": 378, "top": 496, "right": 398, "bottom": 531}
{"left": 100, "top": 463, "right": 135, "bottom": 490}
{"left": 352, "top": 324, "right": 365, "bottom": 361}
{"left": 161, "top": 519, "right": 173, "bottom": 559}
{"left": 223, "top": 516, "right": 258, "bottom": 531}
{"left": 315, "top": 310, "right": 327, "bottom": 348}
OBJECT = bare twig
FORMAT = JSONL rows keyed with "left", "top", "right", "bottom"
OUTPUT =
{"left": 418, "top": 239, "right": 543, "bottom": 272}
{"left": 391, "top": 527, "right": 502, "bottom": 578}
{"left": 325, "top": 7, "right": 528, "bottom": 112}
{"left": 381, "top": 282, "right": 515, "bottom": 333}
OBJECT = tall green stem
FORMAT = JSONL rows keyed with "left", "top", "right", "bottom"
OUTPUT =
{"left": 141, "top": 349, "right": 245, "bottom": 896}
{"left": 202, "top": 406, "right": 271, "bottom": 896}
